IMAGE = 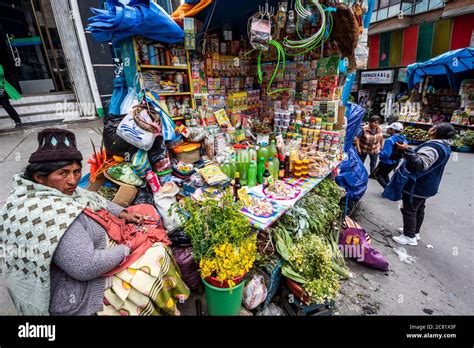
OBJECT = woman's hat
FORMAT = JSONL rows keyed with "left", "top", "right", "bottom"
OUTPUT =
{"left": 28, "top": 128, "right": 83, "bottom": 163}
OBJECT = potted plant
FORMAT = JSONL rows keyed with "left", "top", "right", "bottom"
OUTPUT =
{"left": 175, "top": 190, "right": 257, "bottom": 315}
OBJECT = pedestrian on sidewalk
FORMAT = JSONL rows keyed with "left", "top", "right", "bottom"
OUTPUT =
{"left": 355, "top": 115, "right": 384, "bottom": 178}
{"left": 382, "top": 122, "right": 454, "bottom": 246}
{"left": 374, "top": 122, "right": 407, "bottom": 188}
{"left": 0, "top": 64, "right": 22, "bottom": 128}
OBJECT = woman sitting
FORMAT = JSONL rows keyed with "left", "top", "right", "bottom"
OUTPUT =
{"left": 0, "top": 129, "right": 189, "bottom": 315}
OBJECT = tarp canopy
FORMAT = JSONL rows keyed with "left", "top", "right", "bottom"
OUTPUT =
{"left": 407, "top": 47, "right": 474, "bottom": 90}
{"left": 87, "top": 0, "right": 184, "bottom": 46}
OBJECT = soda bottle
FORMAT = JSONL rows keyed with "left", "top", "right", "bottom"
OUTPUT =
{"left": 257, "top": 156, "right": 265, "bottom": 184}
{"left": 248, "top": 145, "right": 257, "bottom": 163}
{"left": 267, "top": 157, "right": 275, "bottom": 182}
{"left": 268, "top": 139, "right": 278, "bottom": 160}
{"left": 229, "top": 155, "right": 236, "bottom": 179}
{"left": 272, "top": 156, "right": 279, "bottom": 180}
{"left": 257, "top": 143, "right": 269, "bottom": 164}
{"left": 263, "top": 162, "right": 272, "bottom": 189}
{"left": 233, "top": 172, "right": 241, "bottom": 201}
{"left": 278, "top": 154, "right": 285, "bottom": 180}
{"left": 284, "top": 153, "right": 291, "bottom": 178}
{"left": 240, "top": 148, "right": 249, "bottom": 186}
{"left": 247, "top": 159, "right": 257, "bottom": 187}
{"left": 221, "top": 160, "right": 230, "bottom": 178}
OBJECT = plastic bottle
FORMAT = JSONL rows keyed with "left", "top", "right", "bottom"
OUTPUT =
{"left": 267, "top": 157, "right": 275, "bottom": 182}
{"left": 257, "top": 143, "right": 269, "bottom": 164}
{"left": 272, "top": 156, "right": 279, "bottom": 180}
{"left": 221, "top": 160, "right": 230, "bottom": 178}
{"left": 248, "top": 145, "right": 257, "bottom": 163}
{"left": 229, "top": 155, "right": 236, "bottom": 179}
{"left": 284, "top": 153, "right": 290, "bottom": 178}
{"left": 257, "top": 156, "right": 265, "bottom": 184}
{"left": 240, "top": 148, "right": 249, "bottom": 186}
{"left": 268, "top": 140, "right": 278, "bottom": 160}
{"left": 248, "top": 159, "right": 257, "bottom": 187}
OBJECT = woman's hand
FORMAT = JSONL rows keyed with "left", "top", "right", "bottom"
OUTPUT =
{"left": 119, "top": 211, "right": 144, "bottom": 224}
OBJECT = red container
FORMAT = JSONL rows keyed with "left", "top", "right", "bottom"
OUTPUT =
{"left": 285, "top": 278, "right": 311, "bottom": 305}
{"left": 145, "top": 170, "right": 161, "bottom": 194}
{"left": 204, "top": 275, "right": 245, "bottom": 289}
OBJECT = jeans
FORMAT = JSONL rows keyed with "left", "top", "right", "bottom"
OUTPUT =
{"left": 374, "top": 162, "right": 397, "bottom": 188}
{"left": 0, "top": 94, "right": 21, "bottom": 124}
{"left": 359, "top": 152, "right": 379, "bottom": 176}
{"left": 401, "top": 192, "right": 426, "bottom": 238}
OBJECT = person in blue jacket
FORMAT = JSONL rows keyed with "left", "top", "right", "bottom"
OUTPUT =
{"left": 374, "top": 122, "right": 407, "bottom": 188}
{"left": 390, "top": 122, "right": 454, "bottom": 246}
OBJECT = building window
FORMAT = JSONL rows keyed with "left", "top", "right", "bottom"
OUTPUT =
{"left": 429, "top": 0, "right": 444, "bottom": 10}
{"left": 388, "top": 4, "right": 401, "bottom": 18}
{"left": 371, "top": 10, "right": 378, "bottom": 23}
{"left": 380, "top": 0, "right": 390, "bottom": 8}
{"left": 415, "top": 0, "right": 429, "bottom": 14}
{"left": 377, "top": 7, "right": 389, "bottom": 21}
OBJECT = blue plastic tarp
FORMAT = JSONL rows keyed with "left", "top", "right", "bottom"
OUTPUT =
{"left": 87, "top": 0, "right": 184, "bottom": 46}
{"left": 336, "top": 102, "right": 368, "bottom": 201}
{"left": 407, "top": 47, "right": 474, "bottom": 90}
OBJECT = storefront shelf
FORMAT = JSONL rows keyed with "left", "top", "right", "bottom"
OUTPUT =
{"left": 140, "top": 65, "right": 188, "bottom": 70}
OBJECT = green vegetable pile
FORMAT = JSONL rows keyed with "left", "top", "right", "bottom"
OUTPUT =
{"left": 453, "top": 130, "right": 474, "bottom": 148}
{"left": 402, "top": 126, "right": 429, "bottom": 142}
{"left": 270, "top": 178, "right": 350, "bottom": 305}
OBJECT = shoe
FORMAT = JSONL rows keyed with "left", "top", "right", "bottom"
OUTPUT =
{"left": 392, "top": 234, "right": 418, "bottom": 246}
{"left": 369, "top": 174, "right": 376, "bottom": 179}
{"left": 15, "top": 123, "right": 22, "bottom": 128}
{"left": 398, "top": 228, "right": 420, "bottom": 240}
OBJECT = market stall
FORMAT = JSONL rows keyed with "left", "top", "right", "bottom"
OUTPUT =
{"left": 83, "top": 0, "right": 380, "bottom": 316}
{"left": 399, "top": 48, "right": 474, "bottom": 151}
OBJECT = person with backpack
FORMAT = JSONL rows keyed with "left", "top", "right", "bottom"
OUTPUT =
{"left": 374, "top": 122, "right": 407, "bottom": 188}
{"left": 382, "top": 123, "right": 455, "bottom": 246}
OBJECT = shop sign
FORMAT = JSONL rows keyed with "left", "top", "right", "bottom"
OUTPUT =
{"left": 360, "top": 70, "right": 394, "bottom": 84}
{"left": 398, "top": 68, "right": 408, "bottom": 83}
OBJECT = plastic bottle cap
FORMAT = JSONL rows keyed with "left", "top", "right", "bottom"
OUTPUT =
{"left": 259, "top": 157, "right": 264, "bottom": 161}
{"left": 262, "top": 142, "right": 267, "bottom": 146}
{"left": 265, "top": 163, "right": 269, "bottom": 168}
{"left": 235, "top": 172, "right": 240, "bottom": 178}
{"left": 269, "top": 157, "right": 273, "bottom": 161}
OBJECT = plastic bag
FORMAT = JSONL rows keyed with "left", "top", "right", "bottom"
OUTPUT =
{"left": 256, "top": 303, "right": 286, "bottom": 316}
{"left": 116, "top": 111, "right": 157, "bottom": 151}
{"left": 120, "top": 88, "right": 139, "bottom": 115}
{"left": 171, "top": 246, "right": 200, "bottom": 290}
{"left": 103, "top": 115, "right": 138, "bottom": 158}
{"left": 393, "top": 247, "right": 417, "bottom": 264}
{"left": 107, "top": 162, "right": 144, "bottom": 186}
{"left": 131, "top": 149, "right": 151, "bottom": 178}
{"left": 148, "top": 135, "right": 167, "bottom": 165}
{"left": 250, "top": 16, "right": 271, "bottom": 51}
{"left": 243, "top": 274, "right": 268, "bottom": 310}
{"left": 144, "top": 91, "right": 182, "bottom": 143}
{"left": 132, "top": 186, "right": 155, "bottom": 206}
{"left": 153, "top": 182, "right": 181, "bottom": 232}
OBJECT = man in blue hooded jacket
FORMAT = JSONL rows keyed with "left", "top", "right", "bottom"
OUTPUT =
{"left": 374, "top": 122, "right": 407, "bottom": 188}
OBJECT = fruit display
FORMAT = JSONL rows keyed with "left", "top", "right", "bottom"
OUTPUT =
{"left": 402, "top": 126, "right": 429, "bottom": 142}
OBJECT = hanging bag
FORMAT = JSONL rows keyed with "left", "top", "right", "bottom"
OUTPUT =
{"left": 131, "top": 149, "right": 152, "bottom": 178}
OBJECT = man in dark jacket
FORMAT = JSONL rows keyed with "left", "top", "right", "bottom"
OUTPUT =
{"left": 374, "top": 122, "right": 407, "bottom": 188}
{"left": 392, "top": 122, "right": 455, "bottom": 246}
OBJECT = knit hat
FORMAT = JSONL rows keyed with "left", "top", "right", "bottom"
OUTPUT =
{"left": 28, "top": 128, "right": 83, "bottom": 163}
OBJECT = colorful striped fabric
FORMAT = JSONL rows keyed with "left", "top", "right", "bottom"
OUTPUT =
{"left": 368, "top": 34, "right": 380, "bottom": 68}
{"left": 432, "top": 19, "right": 452, "bottom": 57}
{"left": 379, "top": 31, "right": 391, "bottom": 67}
{"left": 416, "top": 22, "right": 434, "bottom": 63}
{"left": 389, "top": 30, "right": 403, "bottom": 67}
{"left": 401, "top": 25, "right": 419, "bottom": 66}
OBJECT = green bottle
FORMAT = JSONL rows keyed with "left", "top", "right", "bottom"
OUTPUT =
{"left": 267, "top": 157, "right": 275, "bottom": 182}
{"left": 247, "top": 158, "right": 257, "bottom": 187}
{"left": 257, "top": 156, "right": 265, "bottom": 184}
{"left": 272, "top": 156, "right": 279, "bottom": 180}
{"left": 268, "top": 139, "right": 278, "bottom": 160}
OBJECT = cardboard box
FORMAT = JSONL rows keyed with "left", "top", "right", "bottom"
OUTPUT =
{"left": 88, "top": 172, "right": 138, "bottom": 207}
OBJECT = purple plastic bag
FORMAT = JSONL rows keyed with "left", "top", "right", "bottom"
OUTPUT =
{"left": 340, "top": 227, "right": 389, "bottom": 271}
{"left": 171, "top": 246, "right": 201, "bottom": 290}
